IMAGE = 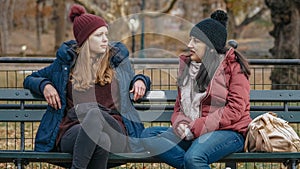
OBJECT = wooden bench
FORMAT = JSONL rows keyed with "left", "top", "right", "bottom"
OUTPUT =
{"left": 1, "top": 88, "right": 300, "bottom": 169}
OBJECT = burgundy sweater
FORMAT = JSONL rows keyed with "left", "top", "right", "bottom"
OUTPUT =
{"left": 56, "top": 79, "right": 125, "bottom": 147}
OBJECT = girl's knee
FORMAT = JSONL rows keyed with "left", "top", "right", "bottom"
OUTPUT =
{"left": 140, "top": 128, "right": 152, "bottom": 138}
{"left": 97, "top": 132, "right": 111, "bottom": 151}
{"left": 184, "top": 151, "right": 208, "bottom": 167}
{"left": 141, "top": 127, "right": 162, "bottom": 138}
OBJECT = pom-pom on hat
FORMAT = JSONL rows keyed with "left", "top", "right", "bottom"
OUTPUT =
{"left": 69, "top": 4, "right": 108, "bottom": 47}
{"left": 190, "top": 10, "right": 228, "bottom": 53}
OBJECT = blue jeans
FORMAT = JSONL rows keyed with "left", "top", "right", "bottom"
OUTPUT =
{"left": 141, "top": 127, "right": 244, "bottom": 169}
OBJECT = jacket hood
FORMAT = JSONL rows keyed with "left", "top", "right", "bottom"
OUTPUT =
{"left": 109, "top": 41, "right": 129, "bottom": 68}
{"left": 56, "top": 40, "right": 78, "bottom": 66}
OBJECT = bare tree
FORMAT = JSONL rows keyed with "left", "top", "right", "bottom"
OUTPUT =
{"left": 36, "top": 0, "right": 44, "bottom": 51}
{"left": 73, "top": 0, "right": 117, "bottom": 22}
{"left": 73, "top": 0, "right": 177, "bottom": 22}
{"left": 8, "top": 0, "right": 16, "bottom": 32}
{"left": 142, "top": 0, "right": 177, "bottom": 18}
{"left": 62, "top": 0, "right": 178, "bottom": 55}
{"left": 0, "top": 0, "right": 10, "bottom": 54}
{"left": 0, "top": 31, "right": 1, "bottom": 55}
{"left": 53, "top": 0, "right": 66, "bottom": 51}
{"left": 266, "top": 0, "right": 300, "bottom": 89}
{"left": 41, "top": 1, "right": 49, "bottom": 33}
{"left": 224, "top": 0, "right": 268, "bottom": 39}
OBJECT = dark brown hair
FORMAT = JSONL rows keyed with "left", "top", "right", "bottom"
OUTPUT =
{"left": 177, "top": 47, "right": 250, "bottom": 93}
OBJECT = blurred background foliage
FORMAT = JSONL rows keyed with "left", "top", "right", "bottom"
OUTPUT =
{"left": 0, "top": 0, "right": 299, "bottom": 62}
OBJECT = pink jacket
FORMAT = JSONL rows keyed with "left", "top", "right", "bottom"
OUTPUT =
{"left": 171, "top": 48, "right": 252, "bottom": 138}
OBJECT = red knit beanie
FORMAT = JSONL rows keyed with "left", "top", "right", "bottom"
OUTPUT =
{"left": 69, "top": 4, "right": 108, "bottom": 47}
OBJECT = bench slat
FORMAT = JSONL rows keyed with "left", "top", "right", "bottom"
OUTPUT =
{"left": 250, "top": 90, "right": 300, "bottom": 102}
{"left": 0, "top": 151, "right": 300, "bottom": 164}
{"left": 220, "top": 152, "right": 300, "bottom": 162}
{"left": 0, "top": 110, "right": 44, "bottom": 122}
{"left": 139, "top": 90, "right": 300, "bottom": 102}
{"left": 0, "top": 89, "right": 44, "bottom": 101}
{"left": 2, "top": 89, "right": 300, "bottom": 102}
{"left": 250, "top": 111, "right": 300, "bottom": 123}
{"left": 138, "top": 111, "right": 173, "bottom": 122}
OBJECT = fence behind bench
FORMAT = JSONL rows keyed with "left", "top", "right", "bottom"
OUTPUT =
{"left": 1, "top": 58, "right": 300, "bottom": 90}
{"left": 1, "top": 89, "right": 300, "bottom": 169}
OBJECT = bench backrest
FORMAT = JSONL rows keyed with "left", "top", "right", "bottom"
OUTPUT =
{"left": 1, "top": 89, "right": 300, "bottom": 123}
{"left": 1, "top": 88, "right": 300, "bottom": 151}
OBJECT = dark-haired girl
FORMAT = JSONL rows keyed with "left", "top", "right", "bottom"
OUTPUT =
{"left": 141, "top": 10, "right": 252, "bottom": 169}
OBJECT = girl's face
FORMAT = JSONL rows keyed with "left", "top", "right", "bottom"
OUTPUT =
{"left": 88, "top": 26, "right": 109, "bottom": 55}
{"left": 187, "top": 36, "right": 206, "bottom": 63}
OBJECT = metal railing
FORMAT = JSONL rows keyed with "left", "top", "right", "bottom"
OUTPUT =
{"left": 2, "top": 57, "right": 300, "bottom": 90}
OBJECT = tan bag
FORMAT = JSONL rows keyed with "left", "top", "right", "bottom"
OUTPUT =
{"left": 244, "top": 112, "right": 300, "bottom": 152}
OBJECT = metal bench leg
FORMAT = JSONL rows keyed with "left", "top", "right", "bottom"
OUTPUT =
{"left": 14, "top": 159, "right": 27, "bottom": 169}
{"left": 225, "top": 162, "right": 237, "bottom": 169}
{"left": 17, "top": 163, "right": 23, "bottom": 169}
{"left": 286, "top": 160, "right": 298, "bottom": 169}
{"left": 14, "top": 159, "right": 23, "bottom": 169}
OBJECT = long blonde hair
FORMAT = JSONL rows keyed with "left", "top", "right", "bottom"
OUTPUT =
{"left": 71, "top": 40, "right": 114, "bottom": 91}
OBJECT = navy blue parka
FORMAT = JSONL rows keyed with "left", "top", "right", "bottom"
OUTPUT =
{"left": 23, "top": 40, "right": 151, "bottom": 152}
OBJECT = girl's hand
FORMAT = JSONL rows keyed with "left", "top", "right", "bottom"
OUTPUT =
{"left": 177, "top": 123, "right": 189, "bottom": 139}
{"left": 43, "top": 84, "right": 61, "bottom": 110}
{"left": 130, "top": 80, "right": 146, "bottom": 101}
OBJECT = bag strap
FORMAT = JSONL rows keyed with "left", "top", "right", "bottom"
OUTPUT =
{"left": 255, "top": 131, "right": 263, "bottom": 151}
{"left": 244, "top": 131, "right": 250, "bottom": 152}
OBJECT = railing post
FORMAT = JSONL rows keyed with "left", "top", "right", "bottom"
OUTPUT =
{"left": 14, "top": 158, "right": 25, "bottom": 169}
{"left": 225, "top": 162, "right": 236, "bottom": 169}
{"left": 286, "top": 160, "right": 298, "bottom": 169}
{"left": 18, "top": 100, "right": 26, "bottom": 169}
{"left": 20, "top": 101, "right": 25, "bottom": 151}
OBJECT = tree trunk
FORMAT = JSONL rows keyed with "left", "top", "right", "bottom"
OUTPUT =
{"left": 36, "top": 1, "right": 42, "bottom": 51}
{"left": 41, "top": 1, "right": 48, "bottom": 33}
{"left": 225, "top": 1, "right": 267, "bottom": 39}
{"left": 225, "top": 8, "right": 237, "bottom": 39}
{"left": 8, "top": 0, "right": 16, "bottom": 32}
{"left": 53, "top": 0, "right": 66, "bottom": 51}
{"left": 0, "top": 31, "right": 1, "bottom": 55}
{"left": 0, "top": 0, "right": 9, "bottom": 54}
{"left": 266, "top": 0, "right": 300, "bottom": 89}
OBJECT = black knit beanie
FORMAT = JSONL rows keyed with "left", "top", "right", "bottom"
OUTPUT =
{"left": 190, "top": 10, "right": 228, "bottom": 53}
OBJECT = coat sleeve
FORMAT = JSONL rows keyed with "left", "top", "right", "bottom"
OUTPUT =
{"left": 23, "top": 63, "right": 55, "bottom": 96}
{"left": 23, "top": 40, "right": 75, "bottom": 96}
{"left": 130, "top": 74, "right": 151, "bottom": 93}
{"left": 189, "top": 62, "right": 250, "bottom": 138}
{"left": 110, "top": 41, "right": 151, "bottom": 94}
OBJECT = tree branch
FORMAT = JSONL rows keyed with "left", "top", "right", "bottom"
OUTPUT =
{"left": 237, "top": 6, "right": 268, "bottom": 28}
{"left": 73, "top": 0, "right": 115, "bottom": 22}
{"left": 143, "top": 0, "right": 178, "bottom": 17}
